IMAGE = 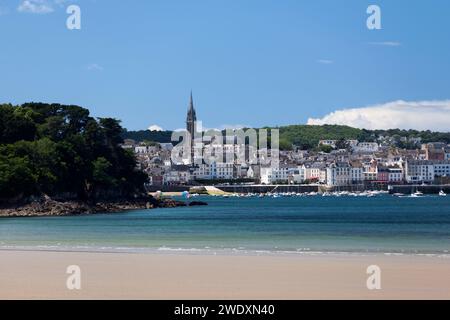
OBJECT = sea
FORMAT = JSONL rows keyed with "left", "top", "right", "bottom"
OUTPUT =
{"left": 1, "top": 195, "right": 450, "bottom": 256}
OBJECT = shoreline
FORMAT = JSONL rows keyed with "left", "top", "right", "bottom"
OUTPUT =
{"left": 1, "top": 249, "right": 449, "bottom": 299}
{"left": 1, "top": 246, "right": 449, "bottom": 259}
{"left": 0, "top": 196, "right": 207, "bottom": 218}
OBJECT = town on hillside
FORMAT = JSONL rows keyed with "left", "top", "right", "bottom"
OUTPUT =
{"left": 121, "top": 95, "right": 450, "bottom": 192}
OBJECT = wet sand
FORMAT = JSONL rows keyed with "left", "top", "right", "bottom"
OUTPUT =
{"left": 0, "top": 250, "right": 449, "bottom": 299}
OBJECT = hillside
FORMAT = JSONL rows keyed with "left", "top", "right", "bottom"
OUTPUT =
{"left": 121, "top": 129, "right": 173, "bottom": 144}
{"left": 122, "top": 125, "right": 450, "bottom": 150}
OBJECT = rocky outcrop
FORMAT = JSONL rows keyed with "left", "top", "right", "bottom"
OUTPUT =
{"left": 0, "top": 195, "right": 206, "bottom": 218}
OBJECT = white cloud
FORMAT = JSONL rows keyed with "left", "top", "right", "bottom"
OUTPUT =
{"left": 18, "top": 0, "right": 54, "bottom": 14}
{"left": 317, "top": 59, "right": 333, "bottom": 64}
{"left": 307, "top": 100, "right": 450, "bottom": 131}
{"left": 368, "top": 41, "right": 401, "bottom": 47}
{"left": 86, "top": 63, "right": 104, "bottom": 71}
{"left": 148, "top": 125, "right": 163, "bottom": 132}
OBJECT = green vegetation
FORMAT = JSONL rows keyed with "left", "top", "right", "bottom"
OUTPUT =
{"left": 278, "top": 125, "right": 364, "bottom": 150}
{"left": 121, "top": 129, "right": 173, "bottom": 143}
{"left": 317, "top": 144, "right": 333, "bottom": 153}
{"left": 0, "top": 103, "right": 147, "bottom": 202}
{"left": 123, "top": 124, "right": 450, "bottom": 151}
{"left": 279, "top": 126, "right": 450, "bottom": 150}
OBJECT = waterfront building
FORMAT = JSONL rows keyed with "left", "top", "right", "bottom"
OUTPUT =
{"left": 326, "top": 162, "right": 352, "bottom": 187}
{"left": 302, "top": 162, "right": 326, "bottom": 182}
{"left": 246, "top": 165, "right": 261, "bottom": 180}
{"left": 433, "top": 161, "right": 450, "bottom": 177}
{"left": 405, "top": 160, "right": 436, "bottom": 183}
{"left": 326, "top": 161, "right": 364, "bottom": 187}
{"left": 163, "top": 165, "right": 191, "bottom": 185}
{"left": 350, "top": 162, "right": 364, "bottom": 184}
{"left": 377, "top": 166, "right": 389, "bottom": 182}
{"left": 363, "top": 159, "right": 378, "bottom": 181}
{"left": 388, "top": 166, "right": 403, "bottom": 183}
{"left": 193, "top": 162, "right": 235, "bottom": 180}
{"left": 215, "top": 162, "right": 235, "bottom": 179}
{"left": 319, "top": 167, "right": 327, "bottom": 184}
{"left": 260, "top": 165, "right": 300, "bottom": 184}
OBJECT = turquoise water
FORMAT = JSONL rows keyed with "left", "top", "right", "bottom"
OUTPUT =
{"left": 1, "top": 195, "right": 450, "bottom": 255}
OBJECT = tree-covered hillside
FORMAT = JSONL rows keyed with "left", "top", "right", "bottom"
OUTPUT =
{"left": 0, "top": 103, "right": 147, "bottom": 202}
{"left": 278, "top": 125, "right": 366, "bottom": 149}
{"left": 124, "top": 124, "right": 450, "bottom": 150}
{"left": 121, "top": 130, "right": 173, "bottom": 143}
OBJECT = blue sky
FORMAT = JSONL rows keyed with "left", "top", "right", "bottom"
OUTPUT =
{"left": 1, "top": 0, "right": 450, "bottom": 131}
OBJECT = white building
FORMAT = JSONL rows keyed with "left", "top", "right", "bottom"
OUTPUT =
{"left": 326, "top": 162, "right": 363, "bottom": 187}
{"left": 162, "top": 165, "right": 191, "bottom": 185}
{"left": 319, "top": 168, "right": 327, "bottom": 184}
{"left": 246, "top": 165, "right": 261, "bottom": 180}
{"left": 135, "top": 146, "right": 149, "bottom": 154}
{"left": 433, "top": 161, "right": 450, "bottom": 178}
{"left": 363, "top": 160, "right": 378, "bottom": 181}
{"left": 319, "top": 140, "right": 337, "bottom": 148}
{"left": 405, "top": 160, "right": 435, "bottom": 183}
{"left": 302, "top": 163, "right": 326, "bottom": 182}
{"left": 260, "top": 165, "right": 300, "bottom": 184}
{"left": 318, "top": 140, "right": 358, "bottom": 150}
{"left": 215, "top": 162, "right": 235, "bottom": 179}
{"left": 193, "top": 162, "right": 234, "bottom": 180}
{"left": 388, "top": 167, "right": 403, "bottom": 183}
{"left": 350, "top": 166, "right": 363, "bottom": 183}
{"left": 353, "top": 142, "right": 379, "bottom": 153}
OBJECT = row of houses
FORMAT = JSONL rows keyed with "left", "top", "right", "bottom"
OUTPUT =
{"left": 260, "top": 159, "right": 450, "bottom": 186}
{"left": 319, "top": 140, "right": 379, "bottom": 153}
{"left": 123, "top": 139, "right": 450, "bottom": 187}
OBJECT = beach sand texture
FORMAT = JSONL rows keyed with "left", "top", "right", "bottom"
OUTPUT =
{"left": 1, "top": 250, "right": 449, "bottom": 300}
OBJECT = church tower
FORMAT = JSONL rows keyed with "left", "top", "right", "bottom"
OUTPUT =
{"left": 186, "top": 91, "right": 197, "bottom": 163}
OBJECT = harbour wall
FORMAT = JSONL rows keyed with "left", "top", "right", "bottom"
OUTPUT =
{"left": 388, "top": 185, "right": 450, "bottom": 195}
{"left": 215, "top": 185, "right": 319, "bottom": 194}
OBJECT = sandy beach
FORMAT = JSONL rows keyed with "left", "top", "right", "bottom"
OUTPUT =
{"left": 0, "top": 250, "right": 449, "bottom": 300}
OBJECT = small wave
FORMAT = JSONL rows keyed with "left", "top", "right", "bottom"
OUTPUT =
{"left": 1, "top": 244, "right": 449, "bottom": 259}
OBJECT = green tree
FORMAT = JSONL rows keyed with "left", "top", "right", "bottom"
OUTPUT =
{"left": 0, "top": 103, "right": 148, "bottom": 203}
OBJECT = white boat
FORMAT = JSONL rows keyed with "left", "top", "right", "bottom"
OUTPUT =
{"left": 439, "top": 190, "right": 447, "bottom": 197}
{"left": 411, "top": 191, "right": 424, "bottom": 197}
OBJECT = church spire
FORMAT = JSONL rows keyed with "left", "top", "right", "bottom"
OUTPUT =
{"left": 187, "top": 90, "right": 196, "bottom": 121}
{"left": 189, "top": 90, "right": 194, "bottom": 111}
{"left": 186, "top": 91, "right": 197, "bottom": 165}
